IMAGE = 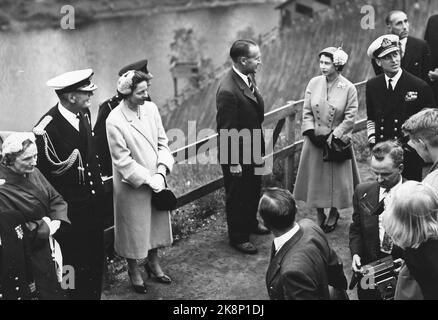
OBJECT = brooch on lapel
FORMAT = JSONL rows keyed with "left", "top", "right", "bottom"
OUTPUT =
{"left": 337, "top": 82, "right": 346, "bottom": 89}
{"left": 405, "top": 91, "right": 418, "bottom": 101}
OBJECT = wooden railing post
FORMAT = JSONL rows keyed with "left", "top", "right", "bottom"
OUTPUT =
{"left": 283, "top": 112, "right": 296, "bottom": 192}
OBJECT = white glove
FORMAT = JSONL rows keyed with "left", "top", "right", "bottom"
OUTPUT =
{"left": 148, "top": 174, "right": 165, "bottom": 193}
{"left": 42, "top": 217, "right": 61, "bottom": 236}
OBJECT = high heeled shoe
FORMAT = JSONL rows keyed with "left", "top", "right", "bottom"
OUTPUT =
{"left": 323, "top": 208, "right": 340, "bottom": 233}
{"left": 144, "top": 263, "right": 172, "bottom": 284}
{"left": 128, "top": 270, "right": 148, "bottom": 294}
{"left": 317, "top": 208, "right": 327, "bottom": 229}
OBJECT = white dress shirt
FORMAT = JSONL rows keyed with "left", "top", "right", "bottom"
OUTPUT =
{"left": 58, "top": 103, "right": 79, "bottom": 131}
{"left": 385, "top": 68, "right": 403, "bottom": 90}
{"left": 232, "top": 65, "right": 251, "bottom": 88}
{"left": 273, "top": 223, "right": 300, "bottom": 254}
{"left": 378, "top": 177, "right": 403, "bottom": 246}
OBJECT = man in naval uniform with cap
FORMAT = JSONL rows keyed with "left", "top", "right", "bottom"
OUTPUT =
{"left": 33, "top": 69, "right": 105, "bottom": 300}
{"left": 93, "top": 59, "right": 153, "bottom": 176}
{"left": 366, "top": 34, "right": 436, "bottom": 181}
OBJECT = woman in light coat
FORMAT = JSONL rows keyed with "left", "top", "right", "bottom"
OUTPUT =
{"left": 294, "top": 47, "right": 360, "bottom": 233}
{"left": 106, "top": 71, "right": 174, "bottom": 294}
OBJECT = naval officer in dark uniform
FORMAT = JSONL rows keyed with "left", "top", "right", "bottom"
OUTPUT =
{"left": 366, "top": 35, "right": 436, "bottom": 181}
{"left": 33, "top": 69, "right": 105, "bottom": 300}
{"left": 94, "top": 59, "right": 153, "bottom": 176}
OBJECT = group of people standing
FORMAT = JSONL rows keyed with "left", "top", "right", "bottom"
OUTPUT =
{"left": 216, "top": 10, "right": 438, "bottom": 299}
{"left": 0, "top": 8, "right": 438, "bottom": 300}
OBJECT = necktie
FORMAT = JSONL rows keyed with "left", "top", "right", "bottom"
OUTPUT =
{"left": 270, "top": 241, "right": 276, "bottom": 261}
{"left": 381, "top": 188, "right": 394, "bottom": 254}
{"left": 247, "top": 76, "right": 255, "bottom": 94}
{"left": 77, "top": 111, "right": 91, "bottom": 153}
{"left": 388, "top": 78, "right": 394, "bottom": 91}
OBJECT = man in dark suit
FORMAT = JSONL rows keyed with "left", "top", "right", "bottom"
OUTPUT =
{"left": 371, "top": 10, "right": 431, "bottom": 83}
{"left": 216, "top": 39, "right": 269, "bottom": 254}
{"left": 33, "top": 69, "right": 105, "bottom": 300}
{"left": 349, "top": 141, "right": 405, "bottom": 300}
{"left": 425, "top": 14, "right": 438, "bottom": 101}
{"left": 260, "top": 188, "right": 347, "bottom": 300}
{"left": 93, "top": 59, "right": 153, "bottom": 177}
{"left": 366, "top": 34, "right": 436, "bottom": 181}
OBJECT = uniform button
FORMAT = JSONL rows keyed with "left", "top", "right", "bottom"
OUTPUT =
{"left": 17, "top": 297, "right": 21, "bottom": 300}
{"left": 15, "top": 287, "right": 19, "bottom": 291}
{"left": 380, "top": 127, "right": 384, "bottom": 130}
{"left": 96, "top": 155, "right": 99, "bottom": 159}
{"left": 88, "top": 172, "right": 92, "bottom": 177}
{"left": 0, "top": 294, "right": 3, "bottom": 298}
{"left": 91, "top": 190, "right": 96, "bottom": 195}
{"left": 15, "top": 277, "right": 18, "bottom": 280}
{"left": 394, "top": 128, "right": 398, "bottom": 131}
{"left": 381, "top": 119, "right": 384, "bottom": 123}
{"left": 380, "top": 135, "right": 384, "bottom": 139}
{"left": 394, "top": 119, "right": 398, "bottom": 123}
{"left": 90, "top": 181, "right": 94, "bottom": 186}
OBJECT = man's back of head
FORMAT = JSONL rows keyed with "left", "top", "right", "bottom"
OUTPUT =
{"left": 402, "top": 108, "right": 438, "bottom": 163}
{"left": 258, "top": 188, "right": 296, "bottom": 235}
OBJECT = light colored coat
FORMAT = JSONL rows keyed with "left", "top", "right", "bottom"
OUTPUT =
{"left": 106, "top": 101, "right": 174, "bottom": 259}
{"left": 294, "top": 75, "right": 360, "bottom": 209}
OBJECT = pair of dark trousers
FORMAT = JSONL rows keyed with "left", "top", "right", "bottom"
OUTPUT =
{"left": 221, "top": 164, "right": 261, "bottom": 244}
{"left": 55, "top": 199, "right": 105, "bottom": 300}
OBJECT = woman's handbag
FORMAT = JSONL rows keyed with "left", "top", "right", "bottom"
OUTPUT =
{"left": 151, "top": 174, "right": 177, "bottom": 211}
{"left": 323, "top": 134, "right": 352, "bottom": 162}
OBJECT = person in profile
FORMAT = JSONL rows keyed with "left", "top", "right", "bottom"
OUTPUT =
{"left": 260, "top": 188, "right": 347, "bottom": 300}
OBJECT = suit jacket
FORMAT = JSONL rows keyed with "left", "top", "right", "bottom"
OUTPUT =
{"left": 371, "top": 36, "right": 431, "bottom": 83}
{"left": 349, "top": 181, "right": 404, "bottom": 265}
{"left": 216, "top": 69, "right": 265, "bottom": 166}
{"left": 266, "top": 219, "right": 347, "bottom": 300}
{"left": 366, "top": 70, "right": 435, "bottom": 143}
{"left": 425, "top": 15, "right": 438, "bottom": 69}
{"left": 34, "top": 105, "right": 105, "bottom": 228}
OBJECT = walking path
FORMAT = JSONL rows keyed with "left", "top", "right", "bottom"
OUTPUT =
{"left": 102, "top": 164, "right": 373, "bottom": 300}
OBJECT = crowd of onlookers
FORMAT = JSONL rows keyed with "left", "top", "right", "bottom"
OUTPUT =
{"left": 0, "top": 9, "right": 438, "bottom": 300}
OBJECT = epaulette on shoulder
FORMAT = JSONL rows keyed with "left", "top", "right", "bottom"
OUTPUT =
{"left": 33, "top": 115, "right": 53, "bottom": 136}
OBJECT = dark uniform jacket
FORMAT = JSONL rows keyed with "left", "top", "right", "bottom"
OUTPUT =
{"left": 366, "top": 70, "right": 435, "bottom": 180}
{"left": 35, "top": 105, "right": 105, "bottom": 228}
{"left": 425, "top": 14, "right": 438, "bottom": 101}
{"left": 0, "top": 210, "right": 31, "bottom": 300}
{"left": 216, "top": 69, "right": 265, "bottom": 166}
{"left": 372, "top": 36, "right": 432, "bottom": 83}
{"left": 266, "top": 219, "right": 347, "bottom": 300}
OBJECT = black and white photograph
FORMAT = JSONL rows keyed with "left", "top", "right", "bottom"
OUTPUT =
{"left": 1, "top": 0, "right": 438, "bottom": 307}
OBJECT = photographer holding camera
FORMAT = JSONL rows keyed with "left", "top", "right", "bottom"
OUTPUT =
{"left": 349, "top": 141, "right": 405, "bottom": 300}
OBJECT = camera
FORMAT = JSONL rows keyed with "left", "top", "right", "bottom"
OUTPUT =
{"left": 349, "top": 256, "right": 404, "bottom": 300}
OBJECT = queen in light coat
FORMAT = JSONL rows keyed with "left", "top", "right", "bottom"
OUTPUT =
{"left": 106, "top": 70, "right": 174, "bottom": 292}
{"left": 294, "top": 47, "right": 360, "bottom": 233}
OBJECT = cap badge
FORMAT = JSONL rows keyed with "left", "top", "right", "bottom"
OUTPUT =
{"left": 381, "top": 38, "right": 392, "bottom": 48}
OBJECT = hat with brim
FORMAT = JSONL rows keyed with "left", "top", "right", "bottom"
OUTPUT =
{"left": 118, "top": 59, "right": 152, "bottom": 78}
{"left": 47, "top": 69, "right": 97, "bottom": 94}
{"left": 367, "top": 34, "right": 400, "bottom": 59}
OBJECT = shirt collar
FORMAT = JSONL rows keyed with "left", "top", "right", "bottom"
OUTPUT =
{"left": 58, "top": 102, "right": 80, "bottom": 131}
{"left": 232, "top": 65, "right": 250, "bottom": 87}
{"left": 379, "top": 176, "right": 403, "bottom": 198}
{"left": 385, "top": 68, "right": 403, "bottom": 90}
{"left": 273, "top": 223, "right": 300, "bottom": 253}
